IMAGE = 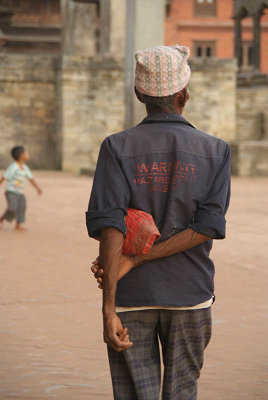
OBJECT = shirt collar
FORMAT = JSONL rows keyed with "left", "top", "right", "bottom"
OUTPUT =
{"left": 140, "top": 113, "right": 195, "bottom": 129}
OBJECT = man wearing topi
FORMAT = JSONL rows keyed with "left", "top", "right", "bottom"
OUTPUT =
{"left": 86, "top": 45, "right": 230, "bottom": 400}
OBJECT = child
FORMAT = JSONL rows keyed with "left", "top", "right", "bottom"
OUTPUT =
{"left": 0, "top": 146, "right": 42, "bottom": 231}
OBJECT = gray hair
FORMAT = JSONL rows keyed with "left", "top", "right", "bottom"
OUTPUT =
{"left": 141, "top": 93, "right": 178, "bottom": 107}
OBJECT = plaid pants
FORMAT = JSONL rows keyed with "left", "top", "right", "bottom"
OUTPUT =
{"left": 108, "top": 308, "right": 212, "bottom": 400}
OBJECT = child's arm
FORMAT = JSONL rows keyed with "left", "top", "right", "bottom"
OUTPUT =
{"left": 24, "top": 165, "right": 42, "bottom": 195}
{"left": 29, "top": 178, "right": 42, "bottom": 195}
{"left": 0, "top": 176, "right": 5, "bottom": 185}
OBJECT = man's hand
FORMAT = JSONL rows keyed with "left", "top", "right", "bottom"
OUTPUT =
{"left": 91, "top": 229, "right": 211, "bottom": 289}
{"left": 103, "top": 313, "right": 133, "bottom": 352}
{"left": 91, "top": 254, "right": 135, "bottom": 289}
{"left": 91, "top": 258, "right": 104, "bottom": 289}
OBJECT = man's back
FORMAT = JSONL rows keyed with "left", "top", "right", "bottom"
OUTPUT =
{"left": 89, "top": 113, "right": 230, "bottom": 308}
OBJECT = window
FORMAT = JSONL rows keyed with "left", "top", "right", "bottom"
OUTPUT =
{"left": 194, "top": 0, "right": 217, "bottom": 17}
{"left": 193, "top": 41, "right": 216, "bottom": 57}
{"left": 240, "top": 41, "right": 253, "bottom": 71}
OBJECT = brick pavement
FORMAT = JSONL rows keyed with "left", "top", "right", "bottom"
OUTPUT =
{"left": 0, "top": 172, "right": 267, "bottom": 400}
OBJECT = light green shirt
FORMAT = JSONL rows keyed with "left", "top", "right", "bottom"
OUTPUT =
{"left": 3, "top": 162, "right": 33, "bottom": 194}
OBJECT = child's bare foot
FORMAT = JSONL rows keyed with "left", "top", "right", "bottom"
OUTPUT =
{"left": 15, "top": 224, "right": 27, "bottom": 232}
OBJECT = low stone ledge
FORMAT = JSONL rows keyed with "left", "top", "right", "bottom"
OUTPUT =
{"left": 234, "top": 140, "right": 268, "bottom": 176}
{"left": 237, "top": 73, "right": 268, "bottom": 87}
{"left": 0, "top": 54, "right": 59, "bottom": 82}
{"left": 189, "top": 58, "right": 238, "bottom": 72}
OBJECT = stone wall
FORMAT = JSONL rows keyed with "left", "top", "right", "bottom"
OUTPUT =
{"left": 0, "top": 52, "right": 267, "bottom": 176}
{"left": 235, "top": 141, "right": 268, "bottom": 176}
{"left": 0, "top": 54, "right": 59, "bottom": 169}
{"left": 183, "top": 58, "right": 237, "bottom": 143}
{"left": 60, "top": 0, "right": 98, "bottom": 56}
{"left": 0, "top": 53, "right": 125, "bottom": 174}
{"left": 61, "top": 55, "right": 125, "bottom": 173}
{"left": 110, "top": 0, "right": 126, "bottom": 55}
{"left": 236, "top": 75, "right": 268, "bottom": 141}
{"left": 233, "top": 74, "right": 268, "bottom": 176}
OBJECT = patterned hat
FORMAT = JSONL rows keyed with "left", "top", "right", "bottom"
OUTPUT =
{"left": 135, "top": 45, "right": 191, "bottom": 97}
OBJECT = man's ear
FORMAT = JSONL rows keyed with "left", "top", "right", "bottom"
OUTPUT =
{"left": 185, "top": 86, "right": 190, "bottom": 103}
{"left": 177, "top": 87, "right": 190, "bottom": 109}
{"left": 134, "top": 87, "right": 145, "bottom": 104}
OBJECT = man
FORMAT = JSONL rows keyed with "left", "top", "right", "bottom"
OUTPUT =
{"left": 86, "top": 45, "right": 230, "bottom": 400}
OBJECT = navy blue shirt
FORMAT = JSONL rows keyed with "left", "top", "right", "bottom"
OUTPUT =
{"left": 86, "top": 113, "right": 231, "bottom": 307}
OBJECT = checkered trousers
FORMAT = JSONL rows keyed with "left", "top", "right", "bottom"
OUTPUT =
{"left": 107, "top": 308, "right": 212, "bottom": 400}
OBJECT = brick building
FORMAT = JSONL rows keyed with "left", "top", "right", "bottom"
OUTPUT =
{"left": 165, "top": 0, "right": 268, "bottom": 73}
{"left": 0, "top": 0, "right": 61, "bottom": 54}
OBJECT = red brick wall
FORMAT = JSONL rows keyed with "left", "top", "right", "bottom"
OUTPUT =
{"left": 165, "top": 0, "right": 268, "bottom": 73}
{"left": 11, "top": 0, "right": 61, "bottom": 26}
{"left": 260, "top": 8, "right": 268, "bottom": 73}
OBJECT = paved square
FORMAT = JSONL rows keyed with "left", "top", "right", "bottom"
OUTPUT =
{"left": 0, "top": 172, "right": 267, "bottom": 399}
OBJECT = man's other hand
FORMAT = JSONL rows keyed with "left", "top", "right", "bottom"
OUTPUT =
{"left": 91, "top": 254, "right": 135, "bottom": 288}
{"left": 103, "top": 313, "right": 133, "bottom": 352}
{"left": 91, "top": 257, "right": 104, "bottom": 289}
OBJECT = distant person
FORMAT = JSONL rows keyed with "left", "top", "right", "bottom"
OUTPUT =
{"left": 87, "top": 45, "right": 231, "bottom": 400}
{"left": 0, "top": 146, "right": 42, "bottom": 231}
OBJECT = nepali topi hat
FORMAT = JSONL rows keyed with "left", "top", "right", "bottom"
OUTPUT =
{"left": 135, "top": 44, "right": 191, "bottom": 97}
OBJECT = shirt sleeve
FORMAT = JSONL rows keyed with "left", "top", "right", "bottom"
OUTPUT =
{"left": 190, "top": 144, "right": 231, "bottom": 239}
{"left": 3, "top": 163, "right": 16, "bottom": 181}
{"left": 86, "top": 137, "right": 130, "bottom": 238}
{"left": 24, "top": 165, "right": 33, "bottom": 179}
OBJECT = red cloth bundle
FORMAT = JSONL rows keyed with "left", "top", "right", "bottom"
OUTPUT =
{"left": 93, "top": 208, "right": 160, "bottom": 255}
{"left": 123, "top": 208, "right": 160, "bottom": 255}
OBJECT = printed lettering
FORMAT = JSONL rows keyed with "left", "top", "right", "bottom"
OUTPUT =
{"left": 159, "top": 162, "right": 167, "bottom": 172}
{"left": 178, "top": 161, "right": 188, "bottom": 172}
{"left": 165, "top": 176, "right": 171, "bottom": 184}
{"left": 134, "top": 159, "right": 196, "bottom": 192}
{"left": 137, "top": 163, "right": 150, "bottom": 173}
{"left": 151, "top": 162, "right": 159, "bottom": 172}
{"left": 187, "top": 163, "right": 195, "bottom": 174}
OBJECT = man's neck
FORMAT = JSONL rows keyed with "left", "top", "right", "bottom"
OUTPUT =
{"left": 146, "top": 106, "right": 183, "bottom": 116}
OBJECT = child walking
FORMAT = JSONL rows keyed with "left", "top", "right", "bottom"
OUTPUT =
{"left": 0, "top": 146, "right": 42, "bottom": 231}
